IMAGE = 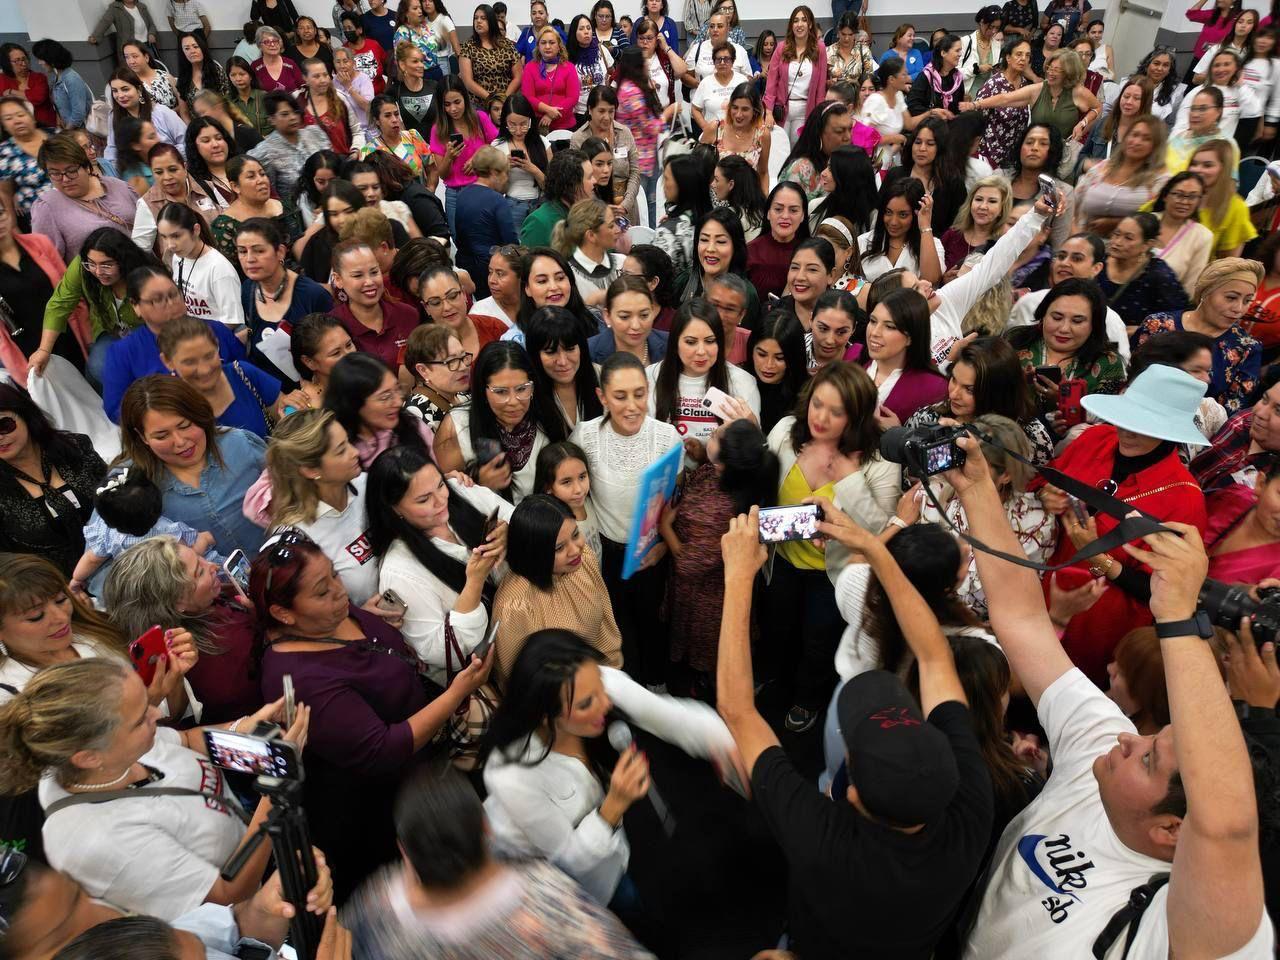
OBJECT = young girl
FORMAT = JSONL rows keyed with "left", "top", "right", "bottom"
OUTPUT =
{"left": 660, "top": 418, "right": 777, "bottom": 698}
{"left": 155, "top": 203, "right": 245, "bottom": 332}
{"left": 646, "top": 299, "right": 761, "bottom": 464}
{"left": 534, "top": 440, "right": 601, "bottom": 564}
{"left": 70, "top": 468, "right": 220, "bottom": 598}
{"left": 857, "top": 176, "right": 944, "bottom": 283}
{"left": 571, "top": 351, "right": 681, "bottom": 688}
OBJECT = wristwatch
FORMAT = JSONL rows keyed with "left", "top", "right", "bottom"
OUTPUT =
{"left": 1153, "top": 611, "right": 1214, "bottom": 640}
{"left": 1236, "top": 700, "right": 1276, "bottom": 721}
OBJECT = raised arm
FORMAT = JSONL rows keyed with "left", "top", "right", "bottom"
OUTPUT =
{"left": 812, "top": 497, "right": 966, "bottom": 713}
{"left": 1139, "top": 524, "right": 1267, "bottom": 958}
{"left": 950, "top": 434, "right": 1074, "bottom": 706}
{"left": 965, "top": 81, "right": 1041, "bottom": 112}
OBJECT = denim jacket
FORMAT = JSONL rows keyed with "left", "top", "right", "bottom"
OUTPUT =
{"left": 156, "top": 428, "right": 268, "bottom": 556}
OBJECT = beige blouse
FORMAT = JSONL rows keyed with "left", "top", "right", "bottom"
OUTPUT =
{"left": 1154, "top": 218, "right": 1215, "bottom": 297}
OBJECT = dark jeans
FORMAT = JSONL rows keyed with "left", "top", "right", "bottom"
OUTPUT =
{"left": 600, "top": 536, "right": 669, "bottom": 687}
{"left": 761, "top": 559, "right": 843, "bottom": 711}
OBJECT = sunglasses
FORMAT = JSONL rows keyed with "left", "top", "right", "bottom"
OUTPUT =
{"left": 259, "top": 529, "right": 314, "bottom": 593}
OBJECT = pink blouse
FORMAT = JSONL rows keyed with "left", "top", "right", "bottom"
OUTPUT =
{"left": 521, "top": 59, "right": 580, "bottom": 132}
{"left": 616, "top": 79, "right": 664, "bottom": 176}
{"left": 428, "top": 113, "right": 500, "bottom": 189}
{"left": 1206, "top": 483, "right": 1280, "bottom": 584}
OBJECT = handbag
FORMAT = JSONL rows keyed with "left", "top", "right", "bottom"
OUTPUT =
{"left": 231, "top": 360, "right": 275, "bottom": 433}
{"left": 659, "top": 102, "right": 694, "bottom": 167}
{"left": 442, "top": 613, "right": 499, "bottom": 771}
{"left": 85, "top": 99, "right": 111, "bottom": 140}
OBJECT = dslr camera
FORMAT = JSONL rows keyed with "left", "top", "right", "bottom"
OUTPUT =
{"left": 1199, "top": 579, "right": 1280, "bottom": 646}
{"left": 880, "top": 424, "right": 967, "bottom": 479}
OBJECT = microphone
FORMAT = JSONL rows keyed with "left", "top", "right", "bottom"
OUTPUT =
{"left": 607, "top": 720, "right": 676, "bottom": 838}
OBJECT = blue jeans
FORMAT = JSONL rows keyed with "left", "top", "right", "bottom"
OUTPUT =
{"left": 445, "top": 184, "right": 459, "bottom": 239}
{"left": 86, "top": 332, "right": 120, "bottom": 391}
{"left": 507, "top": 196, "right": 535, "bottom": 237}
{"left": 830, "top": 0, "right": 854, "bottom": 24}
{"left": 641, "top": 169, "right": 660, "bottom": 230}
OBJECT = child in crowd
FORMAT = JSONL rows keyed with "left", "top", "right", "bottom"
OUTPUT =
{"left": 534, "top": 440, "right": 602, "bottom": 565}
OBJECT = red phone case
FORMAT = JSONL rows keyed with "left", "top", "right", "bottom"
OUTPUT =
{"left": 128, "top": 625, "right": 167, "bottom": 686}
{"left": 1058, "top": 378, "right": 1087, "bottom": 428}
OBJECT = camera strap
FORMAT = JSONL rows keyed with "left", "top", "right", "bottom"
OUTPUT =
{"left": 914, "top": 426, "right": 1177, "bottom": 574}
{"left": 45, "top": 786, "right": 252, "bottom": 825}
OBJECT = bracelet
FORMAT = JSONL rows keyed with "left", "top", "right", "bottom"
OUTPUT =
{"left": 921, "top": 227, "right": 933, "bottom": 233}
{"left": 887, "top": 516, "right": 909, "bottom": 530}
{"left": 229, "top": 716, "right": 245, "bottom": 733}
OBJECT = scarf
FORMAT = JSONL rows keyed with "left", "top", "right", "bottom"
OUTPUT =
{"left": 922, "top": 62, "right": 964, "bottom": 112}
{"left": 497, "top": 417, "right": 537, "bottom": 472}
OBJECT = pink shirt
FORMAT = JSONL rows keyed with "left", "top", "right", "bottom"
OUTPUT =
{"left": 521, "top": 59, "right": 581, "bottom": 132}
{"left": 428, "top": 113, "right": 500, "bottom": 189}
{"left": 1187, "top": 8, "right": 1240, "bottom": 59}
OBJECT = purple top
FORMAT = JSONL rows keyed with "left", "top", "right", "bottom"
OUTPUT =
{"left": 29, "top": 177, "right": 138, "bottom": 261}
{"left": 260, "top": 605, "right": 426, "bottom": 777}
{"left": 880, "top": 366, "right": 948, "bottom": 424}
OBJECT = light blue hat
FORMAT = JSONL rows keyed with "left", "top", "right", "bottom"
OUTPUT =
{"left": 1081, "top": 364, "right": 1208, "bottom": 447}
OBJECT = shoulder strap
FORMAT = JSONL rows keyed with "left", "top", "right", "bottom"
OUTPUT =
{"left": 1091, "top": 873, "right": 1171, "bottom": 959}
{"left": 231, "top": 360, "right": 273, "bottom": 427}
{"left": 45, "top": 785, "right": 251, "bottom": 824}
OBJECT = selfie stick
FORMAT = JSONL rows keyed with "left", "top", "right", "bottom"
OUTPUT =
{"left": 220, "top": 776, "right": 323, "bottom": 960}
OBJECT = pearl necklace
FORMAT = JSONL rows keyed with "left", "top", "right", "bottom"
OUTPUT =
{"left": 73, "top": 765, "right": 136, "bottom": 791}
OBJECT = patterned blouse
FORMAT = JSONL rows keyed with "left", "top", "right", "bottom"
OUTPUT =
{"left": 713, "top": 120, "right": 764, "bottom": 167}
{"left": 359, "top": 129, "right": 435, "bottom": 180}
{"left": 827, "top": 43, "right": 876, "bottom": 86}
{"left": 1015, "top": 339, "right": 1126, "bottom": 398}
{"left": 460, "top": 38, "right": 520, "bottom": 103}
{"left": 615, "top": 79, "right": 664, "bottom": 176}
{"left": 779, "top": 156, "right": 823, "bottom": 203}
{"left": 1098, "top": 255, "right": 1192, "bottom": 331}
{"left": 1135, "top": 312, "right": 1261, "bottom": 415}
{"left": 141, "top": 69, "right": 180, "bottom": 110}
{"left": 393, "top": 23, "right": 440, "bottom": 71}
{"left": 0, "top": 140, "right": 50, "bottom": 218}
{"left": 974, "top": 72, "right": 1029, "bottom": 169}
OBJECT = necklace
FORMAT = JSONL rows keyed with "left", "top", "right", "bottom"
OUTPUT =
{"left": 74, "top": 764, "right": 136, "bottom": 791}
{"left": 256, "top": 269, "right": 290, "bottom": 304}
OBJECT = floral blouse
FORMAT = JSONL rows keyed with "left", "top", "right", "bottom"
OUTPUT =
{"left": 0, "top": 140, "right": 49, "bottom": 218}
{"left": 615, "top": 79, "right": 664, "bottom": 176}
{"left": 141, "top": 69, "right": 179, "bottom": 110}
{"left": 907, "top": 403, "right": 1055, "bottom": 466}
{"left": 827, "top": 43, "right": 875, "bottom": 86}
{"left": 460, "top": 38, "right": 519, "bottom": 103}
{"left": 975, "top": 72, "right": 1029, "bottom": 169}
{"left": 394, "top": 23, "right": 440, "bottom": 71}
{"left": 1135, "top": 312, "right": 1260, "bottom": 415}
{"left": 1016, "top": 339, "right": 1126, "bottom": 398}
{"left": 779, "top": 156, "right": 823, "bottom": 203}
{"left": 359, "top": 130, "right": 434, "bottom": 180}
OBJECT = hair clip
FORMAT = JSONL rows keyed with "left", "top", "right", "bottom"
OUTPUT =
{"left": 95, "top": 467, "right": 129, "bottom": 496}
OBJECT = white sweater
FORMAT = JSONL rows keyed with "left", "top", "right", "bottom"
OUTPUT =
{"left": 570, "top": 415, "right": 681, "bottom": 543}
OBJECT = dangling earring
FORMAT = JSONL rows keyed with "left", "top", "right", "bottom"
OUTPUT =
{"left": 0, "top": 640, "right": 8, "bottom": 657}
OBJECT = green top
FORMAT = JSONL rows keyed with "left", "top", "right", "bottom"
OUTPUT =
{"left": 519, "top": 200, "right": 567, "bottom": 250}
{"left": 1029, "top": 83, "right": 1080, "bottom": 141}
{"left": 43, "top": 256, "right": 142, "bottom": 341}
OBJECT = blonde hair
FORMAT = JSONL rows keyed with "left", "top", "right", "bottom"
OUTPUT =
{"left": 962, "top": 279, "right": 1012, "bottom": 337}
{"left": 1193, "top": 139, "right": 1241, "bottom": 228}
{"left": 0, "top": 554, "right": 125, "bottom": 660}
{"left": 339, "top": 206, "right": 394, "bottom": 248}
{"left": 0, "top": 658, "right": 130, "bottom": 794}
{"left": 535, "top": 25, "right": 566, "bottom": 62}
{"left": 470, "top": 145, "right": 509, "bottom": 178}
{"left": 1046, "top": 49, "right": 1085, "bottom": 89}
{"left": 266, "top": 409, "right": 338, "bottom": 527}
{"left": 395, "top": 39, "right": 425, "bottom": 63}
{"left": 104, "top": 536, "right": 221, "bottom": 655}
{"left": 551, "top": 197, "right": 609, "bottom": 256}
{"left": 952, "top": 174, "right": 1012, "bottom": 234}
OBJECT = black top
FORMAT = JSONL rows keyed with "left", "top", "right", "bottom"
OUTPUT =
{"left": 906, "top": 70, "right": 967, "bottom": 117}
{"left": 750, "top": 700, "right": 993, "bottom": 960}
{"left": 385, "top": 77, "right": 439, "bottom": 139}
{"left": 286, "top": 42, "right": 334, "bottom": 75}
{"left": 249, "top": 0, "right": 299, "bottom": 34}
{"left": 0, "top": 433, "right": 107, "bottom": 575}
{"left": 0, "top": 250, "right": 65, "bottom": 361}
{"left": 231, "top": 122, "right": 264, "bottom": 153}
{"left": 298, "top": 220, "right": 409, "bottom": 283}
{"left": 398, "top": 181, "right": 451, "bottom": 243}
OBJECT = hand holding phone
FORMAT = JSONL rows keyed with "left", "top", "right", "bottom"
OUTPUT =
{"left": 757, "top": 504, "right": 824, "bottom": 543}
{"left": 378, "top": 588, "right": 408, "bottom": 617}
{"left": 129, "top": 625, "right": 168, "bottom": 686}
{"left": 702, "top": 386, "right": 737, "bottom": 421}
{"left": 473, "top": 618, "right": 500, "bottom": 660}
{"left": 222, "top": 549, "right": 251, "bottom": 601}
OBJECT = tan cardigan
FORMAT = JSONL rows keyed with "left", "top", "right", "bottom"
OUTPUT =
{"left": 491, "top": 545, "right": 623, "bottom": 689}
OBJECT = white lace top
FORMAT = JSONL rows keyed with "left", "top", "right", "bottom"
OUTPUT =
{"left": 570, "top": 415, "right": 681, "bottom": 542}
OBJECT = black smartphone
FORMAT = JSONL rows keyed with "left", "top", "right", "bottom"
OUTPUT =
{"left": 474, "top": 618, "right": 500, "bottom": 660}
{"left": 510, "top": 148, "right": 525, "bottom": 160}
{"left": 1034, "top": 365, "right": 1063, "bottom": 385}
{"left": 475, "top": 437, "right": 504, "bottom": 465}
{"left": 482, "top": 507, "right": 500, "bottom": 541}
{"left": 449, "top": 132, "right": 465, "bottom": 146}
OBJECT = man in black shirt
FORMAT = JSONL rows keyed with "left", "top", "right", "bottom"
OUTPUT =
{"left": 715, "top": 503, "right": 994, "bottom": 960}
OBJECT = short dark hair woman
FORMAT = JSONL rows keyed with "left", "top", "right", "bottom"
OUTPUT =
{"left": 747, "top": 308, "right": 809, "bottom": 434}
{"left": 524, "top": 305, "right": 603, "bottom": 435}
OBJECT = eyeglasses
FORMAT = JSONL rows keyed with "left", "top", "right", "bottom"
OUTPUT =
{"left": 1166, "top": 191, "right": 1201, "bottom": 202}
{"left": 423, "top": 288, "right": 464, "bottom": 309}
{"left": 0, "top": 845, "right": 28, "bottom": 934}
{"left": 45, "top": 165, "right": 85, "bottom": 182}
{"left": 0, "top": 416, "right": 16, "bottom": 436}
{"left": 371, "top": 387, "right": 402, "bottom": 404}
{"left": 260, "top": 529, "right": 313, "bottom": 593}
{"left": 713, "top": 55, "right": 734, "bottom": 63}
{"left": 138, "top": 290, "right": 184, "bottom": 307}
{"left": 490, "top": 243, "right": 526, "bottom": 258}
{"left": 1189, "top": 104, "right": 1215, "bottom": 113}
{"left": 84, "top": 258, "right": 118, "bottom": 273}
{"left": 487, "top": 381, "right": 534, "bottom": 401}
{"left": 425, "top": 351, "right": 474, "bottom": 371}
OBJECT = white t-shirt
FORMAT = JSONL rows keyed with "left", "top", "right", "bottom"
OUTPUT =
{"left": 690, "top": 38, "right": 752, "bottom": 82}
{"left": 492, "top": 137, "right": 552, "bottom": 202}
{"left": 646, "top": 52, "right": 672, "bottom": 108}
{"left": 962, "top": 669, "right": 1275, "bottom": 960}
{"left": 40, "top": 726, "right": 246, "bottom": 921}
{"left": 427, "top": 14, "right": 456, "bottom": 53}
{"left": 0, "top": 640, "right": 126, "bottom": 701}
{"left": 785, "top": 58, "right": 813, "bottom": 104}
{"left": 294, "top": 473, "right": 379, "bottom": 606}
{"left": 857, "top": 229, "right": 947, "bottom": 282}
{"left": 643, "top": 361, "right": 761, "bottom": 452}
{"left": 470, "top": 294, "right": 514, "bottom": 327}
{"left": 692, "top": 72, "right": 738, "bottom": 125}
{"left": 126, "top": 3, "right": 148, "bottom": 40}
{"left": 174, "top": 247, "right": 246, "bottom": 328}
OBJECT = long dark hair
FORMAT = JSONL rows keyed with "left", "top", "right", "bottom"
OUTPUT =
{"left": 764, "top": 180, "right": 811, "bottom": 243}
{"left": 1006, "top": 277, "right": 1114, "bottom": 372}
{"left": 108, "top": 66, "right": 154, "bottom": 126}
{"left": 1131, "top": 47, "right": 1179, "bottom": 106}
{"left": 469, "top": 341, "right": 560, "bottom": 449}
{"left": 504, "top": 494, "right": 573, "bottom": 590}
{"left": 780, "top": 100, "right": 850, "bottom": 177}
{"left": 365, "top": 443, "right": 489, "bottom": 594}
{"left": 874, "top": 287, "right": 935, "bottom": 373}
{"left": 433, "top": 74, "right": 482, "bottom": 144}
{"left": 523, "top": 306, "right": 603, "bottom": 439}
{"left": 114, "top": 116, "right": 152, "bottom": 171}
{"left": 1208, "top": 0, "right": 1243, "bottom": 26}
{"left": 715, "top": 419, "right": 779, "bottom": 514}
{"left": 533, "top": 439, "right": 591, "bottom": 495}
{"left": 176, "top": 31, "right": 225, "bottom": 102}
{"left": 939, "top": 336, "right": 1037, "bottom": 423}
{"left": 747, "top": 309, "right": 808, "bottom": 408}
{"left": 867, "top": 177, "right": 925, "bottom": 262}
{"left": 323, "top": 352, "right": 426, "bottom": 452}
{"left": 481, "top": 628, "right": 609, "bottom": 766}
{"left": 184, "top": 116, "right": 243, "bottom": 185}
{"left": 77, "top": 228, "right": 162, "bottom": 299}
{"left": 1011, "top": 122, "right": 1064, "bottom": 180}
{"left": 813, "top": 145, "right": 876, "bottom": 234}
{"left": 653, "top": 299, "right": 728, "bottom": 422}
{"left": 692, "top": 207, "right": 748, "bottom": 282}
{"left": 496, "top": 94, "right": 547, "bottom": 171}
{"left": 663, "top": 152, "right": 712, "bottom": 224}
{"left": 614, "top": 45, "right": 662, "bottom": 118}
{"left": 714, "top": 154, "right": 766, "bottom": 232}
{"left": 297, "top": 148, "right": 343, "bottom": 209}
{"left": 515, "top": 247, "right": 596, "bottom": 337}
{"left": 566, "top": 14, "right": 603, "bottom": 65}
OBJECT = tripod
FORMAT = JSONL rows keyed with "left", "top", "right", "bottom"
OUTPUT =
{"left": 221, "top": 775, "right": 324, "bottom": 960}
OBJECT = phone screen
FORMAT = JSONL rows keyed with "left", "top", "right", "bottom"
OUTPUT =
{"left": 204, "top": 729, "right": 300, "bottom": 779}
{"left": 757, "top": 504, "right": 822, "bottom": 543}
{"left": 223, "top": 549, "right": 251, "bottom": 595}
{"left": 474, "top": 618, "right": 500, "bottom": 660}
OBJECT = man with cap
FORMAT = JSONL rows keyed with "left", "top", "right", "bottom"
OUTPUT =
{"left": 716, "top": 505, "right": 993, "bottom": 959}
{"left": 948, "top": 421, "right": 1273, "bottom": 959}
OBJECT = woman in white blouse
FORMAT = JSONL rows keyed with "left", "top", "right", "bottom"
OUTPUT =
{"left": 482, "top": 629, "right": 739, "bottom": 914}
{"left": 572, "top": 352, "right": 681, "bottom": 687}
{"left": 367, "top": 443, "right": 511, "bottom": 684}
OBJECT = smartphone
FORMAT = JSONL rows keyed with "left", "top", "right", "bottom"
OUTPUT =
{"left": 449, "top": 132, "right": 465, "bottom": 146}
{"left": 1068, "top": 495, "right": 1089, "bottom": 527}
{"left": 702, "top": 386, "right": 736, "bottom": 421}
{"left": 128, "top": 625, "right": 168, "bottom": 687}
{"left": 482, "top": 507, "right": 501, "bottom": 541}
{"left": 473, "top": 618, "right": 500, "bottom": 660}
{"left": 1034, "top": 365, "right": 1063, "bottom": 385}
{"left": 757, "top": 504, "right": 824, "bottom": 544}
{"left": 1059, "top": 378, "right": 1087, "bottom": 428}
{"left": 222, "top": 548, "right": 251, "bottom": 601}
{"left": 510, "top": 148, "right": 525, "bottom": 160}
{"left": 1037, "top": 173, "right": 1058, "bottom": 209}
{"left": 204, "top": 727, "right": 302, "bottom": 780}
{"left": 475, "top": 437, "right": 504, "bottom": 466}
{"left": 378, "top": 588, "right": 408, "bottom": 617}
{"left": 1052, "top": 566, "right": 1097, "bottom": 592}
{"left": 282, "top": 673, "right": 296, "bottom": 729}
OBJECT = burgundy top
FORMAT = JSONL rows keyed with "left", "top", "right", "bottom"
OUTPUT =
{"left": 251, "top": 55, "right": 304, "bottom": 93}
{"left": 879, "top": 367, "right": 948, "bottom": 425}
{"left": 184, "top": 596, "right": 264, "bottom": 725}
{"left": 329, "top": 298, "right": 419, "bottom": 371}
{"left": 259, "top": 605, "right": 426, "bottom": 777}
{"left": 747, "top": 233, "right": 797, "bottom": 302}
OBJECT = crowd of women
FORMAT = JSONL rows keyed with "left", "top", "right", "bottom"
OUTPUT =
{"left": 0, "top": 0, "right": 1277, "bottom": 956}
